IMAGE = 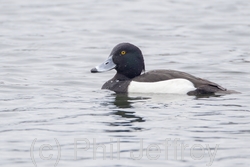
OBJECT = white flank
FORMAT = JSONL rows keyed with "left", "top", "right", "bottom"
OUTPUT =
{"left": 128, "top": 79, "right": 195, "bottom": 94}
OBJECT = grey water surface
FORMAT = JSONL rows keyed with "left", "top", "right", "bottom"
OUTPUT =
{"left": 0, "top": 0, "right": 250, "bottom": 167}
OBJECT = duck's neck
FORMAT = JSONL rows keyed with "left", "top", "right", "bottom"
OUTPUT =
{"left": 113, "top": 73, "right": 131, "bottom": 81}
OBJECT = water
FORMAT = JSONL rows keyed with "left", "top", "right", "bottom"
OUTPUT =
{"left": 0, "top": 0, "right": 250, "bottom": 167}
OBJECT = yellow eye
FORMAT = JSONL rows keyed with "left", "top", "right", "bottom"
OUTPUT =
{"left": 121, "top": 50, "right": 126, "bottom": 55}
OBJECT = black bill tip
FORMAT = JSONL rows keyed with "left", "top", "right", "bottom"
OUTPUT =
{"left": 91, "top": 67, "right": 98, "bottom": 73}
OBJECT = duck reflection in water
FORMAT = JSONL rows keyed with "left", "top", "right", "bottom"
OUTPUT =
{"left": 104, "top": 94, "right": 147, "bottom": 132}
{"left": 112, "top": 93, "right": 149, "bottom": 109}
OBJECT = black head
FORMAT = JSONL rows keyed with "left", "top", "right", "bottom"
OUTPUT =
{"left": 91, "top": 43, "right": 145, "bottom": 79}
{"left": 111, "top": 43, "right": 145, "bottom": 78}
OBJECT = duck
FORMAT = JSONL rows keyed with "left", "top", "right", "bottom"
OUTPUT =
{"left": 91, "top": 43, "right": 234, "bottom": 95}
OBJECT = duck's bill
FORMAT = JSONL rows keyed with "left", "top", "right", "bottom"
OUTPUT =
{"left": 91, "top": 56, "right": 116, "bottom": 73}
